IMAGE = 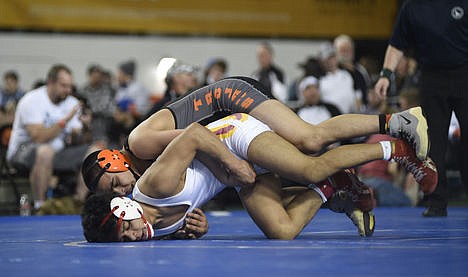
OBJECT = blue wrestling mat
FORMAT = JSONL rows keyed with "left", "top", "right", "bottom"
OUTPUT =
{"left": 1, "top": 207, "right": 467, "bottom": 277}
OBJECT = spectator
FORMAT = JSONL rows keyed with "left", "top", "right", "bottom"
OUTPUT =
{"left": 398, "top": 87, "right": 420, "bottom": 111}
{"left": 251, "top": 41, "right": 288, "bottom": 103}
{"left": 78, "top": 64, "right": 117, "bottom": 148}
{"left": 101, "top": 69, "right": 114, "bottom": 88}
{"left": 0, "top": 70, "right": 25, "bottom": 127}
{"left": 112, "top": 60, "right": 151, "bottom": 145}
{"left": 6, "top": 64, "right": 99, "bottom": 212}
{"left": 333, "top": 34, "right": 371, "bottom": 107}
{"left": 360, "top": 82, "right": 397, "bottom": 116}
{"left": 202, "top": 58, "right": 228, "bottom": 86}
{"left": 358, "top": 55, "right": 381, "bottom": 84}
{"left": 145, "top": 61, "right": 199, "bottom": 118}
{"left": 115, "top": 60, "right": 151, "bottom": 121}
{"left": 295, "top": 76, "right": 341, "bottom": 125}
{"left": 288, "top": 57, "right": 325, "bottom": 105}
{"left": 318, "top": 41, "right": 360, "bottom": 114}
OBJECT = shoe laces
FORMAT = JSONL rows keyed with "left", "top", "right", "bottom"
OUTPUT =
{"left": 393, "top": 155, "right": 426, "bottom": 182}
{"left": 399, "top": 128, "right": 416, "bottom": 149}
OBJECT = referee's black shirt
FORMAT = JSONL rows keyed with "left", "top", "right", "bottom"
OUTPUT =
{"left": 389, "top": 0, "right": 468, "bottom": 70}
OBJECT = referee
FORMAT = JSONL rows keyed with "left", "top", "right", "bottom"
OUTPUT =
{"left": 374, "top": 0, "right": 468, "bottom": 217}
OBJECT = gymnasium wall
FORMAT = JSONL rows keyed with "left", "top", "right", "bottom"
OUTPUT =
{"left": 1, "top": 33, "right": 330, "bottom": 94}
{"left": 0, "top": 0, "right": 397, "bottom": 94}
{"left": 0, "top": 0, "right": 398, "bottom": 38}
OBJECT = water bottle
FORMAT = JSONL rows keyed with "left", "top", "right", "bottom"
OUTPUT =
{"left": 19, "top": 194, "right": 31, "bottom": 216}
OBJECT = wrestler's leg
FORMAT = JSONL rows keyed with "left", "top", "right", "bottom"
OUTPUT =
{"left": 250, "top": 100, "right": 379, "bottom": 154}
{"left": 238, "top": 173, "right": 322, "bottom": 240}
{"left": 164, "top": 77, "right": 426, "bottom": 158}
{"left": 247, "top": 131, "right": 383, "bottom": 184}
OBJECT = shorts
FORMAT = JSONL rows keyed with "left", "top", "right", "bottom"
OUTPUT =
{"left": 206, "top": 113, "right": 270, "bottom": 175}
{"left": 166, "top": 77, "right": 270, "bottom": 128}
{"left": 9, "top": 143, "right": 90, "bottom": 172}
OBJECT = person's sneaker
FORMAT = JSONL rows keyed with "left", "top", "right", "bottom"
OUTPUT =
{"left": 392, "top": 139, "right": 438, "bottom": 194}
{"left": 346, "top": 209, "right": 375, "bottom": 237}
{"left": 387, "top": 106, "right": 429, "bottom": 161}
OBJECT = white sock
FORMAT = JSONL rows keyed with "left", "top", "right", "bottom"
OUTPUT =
{"left": 379, "top": 141, "right": 392, "bottom": 161}
{"left": 308, "top": 184, "right": 328, "bottom": 203}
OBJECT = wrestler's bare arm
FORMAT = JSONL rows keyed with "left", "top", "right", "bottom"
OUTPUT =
{"left": 128, "top": 128, "right": 183, "bottom": 160}
{"left": 137, "top": 122, "right": 256, "bottom": 197}
{"left": 127, "top": 109, "right": 179, "bottom": 160}
{"left": 196, "top": 152, "right": 254, "bottom": 187}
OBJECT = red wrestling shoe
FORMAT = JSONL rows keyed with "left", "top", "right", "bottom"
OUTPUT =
{"left": 391, "top": 139, "right": 438, "bottom": 194}
{"left": 318, "top": 169, "right": 376, "bottom": 212}
{"left": 315, "top": 169, "right": 376, "bottom": 237}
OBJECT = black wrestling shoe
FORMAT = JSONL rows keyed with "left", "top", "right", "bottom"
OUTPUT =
{"left": 346, "top": 209, "right": 375, "bottom": 237}
{"left": 422, "top": 206, "right": 447, "bottom": 217}
{"left": 327, "top": 191, "right": 375, "bottom": 237}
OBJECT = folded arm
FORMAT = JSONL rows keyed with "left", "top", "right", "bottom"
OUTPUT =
{"left": 137, "top": 122, "right": 256, "bottom": 197}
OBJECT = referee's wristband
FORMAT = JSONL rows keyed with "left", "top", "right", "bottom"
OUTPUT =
{"left": 379, "top": 68, "right": 394, "bottom": 80}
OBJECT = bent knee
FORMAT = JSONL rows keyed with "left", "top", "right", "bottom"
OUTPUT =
{"left": 294, "top": 130, "right": 327, "bottom": 154}
{"left": 265, "top": 226, "right": 299, "bottom": 240}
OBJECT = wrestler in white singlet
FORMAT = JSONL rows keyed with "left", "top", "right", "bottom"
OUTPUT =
{"left": 132, "top": 113, "right": 270, "bottom": 237}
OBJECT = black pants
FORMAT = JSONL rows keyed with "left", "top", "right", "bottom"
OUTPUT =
{"left": 420, "top": 63, "right": 468, "bottom": 208}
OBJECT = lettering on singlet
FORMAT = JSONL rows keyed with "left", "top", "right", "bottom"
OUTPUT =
{"left": 166, "top": 78, "right": 269, "bottom": 128}
{"left": 192, "top": 86, "right": 256, "bottom": 112}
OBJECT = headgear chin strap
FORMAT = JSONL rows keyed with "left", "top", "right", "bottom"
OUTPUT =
{"left": 100, "top": 196, "right": 154, "bottom": 240}
{"left": 89, "top": 149, "right": 133, "bottom": 190}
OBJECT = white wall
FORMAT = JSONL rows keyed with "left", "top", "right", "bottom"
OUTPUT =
{"left": 0, "top": 32, "right": 324, "bottom": 95}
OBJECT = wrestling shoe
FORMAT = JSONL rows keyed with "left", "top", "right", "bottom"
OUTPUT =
{"left": 387, "top": 106, "right": 429, "bottom": 161}
{"left": 318, "top": 170, "right": 376, "bottom": 237}
{"left": 319, "top": 169, "right": 376, "bottom": 212}
{"left": 346, "top": 209, "right": 375, "bottom": 237}
{"left": 327, "top": 191, "right": 375, "bottom": 237}
{"left": 391, "top": 139, "right": 438, "bottom": 194}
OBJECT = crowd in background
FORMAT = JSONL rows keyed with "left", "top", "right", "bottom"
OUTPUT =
{"left": 0, "top": 33, "right": 463, "bottom": 215}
